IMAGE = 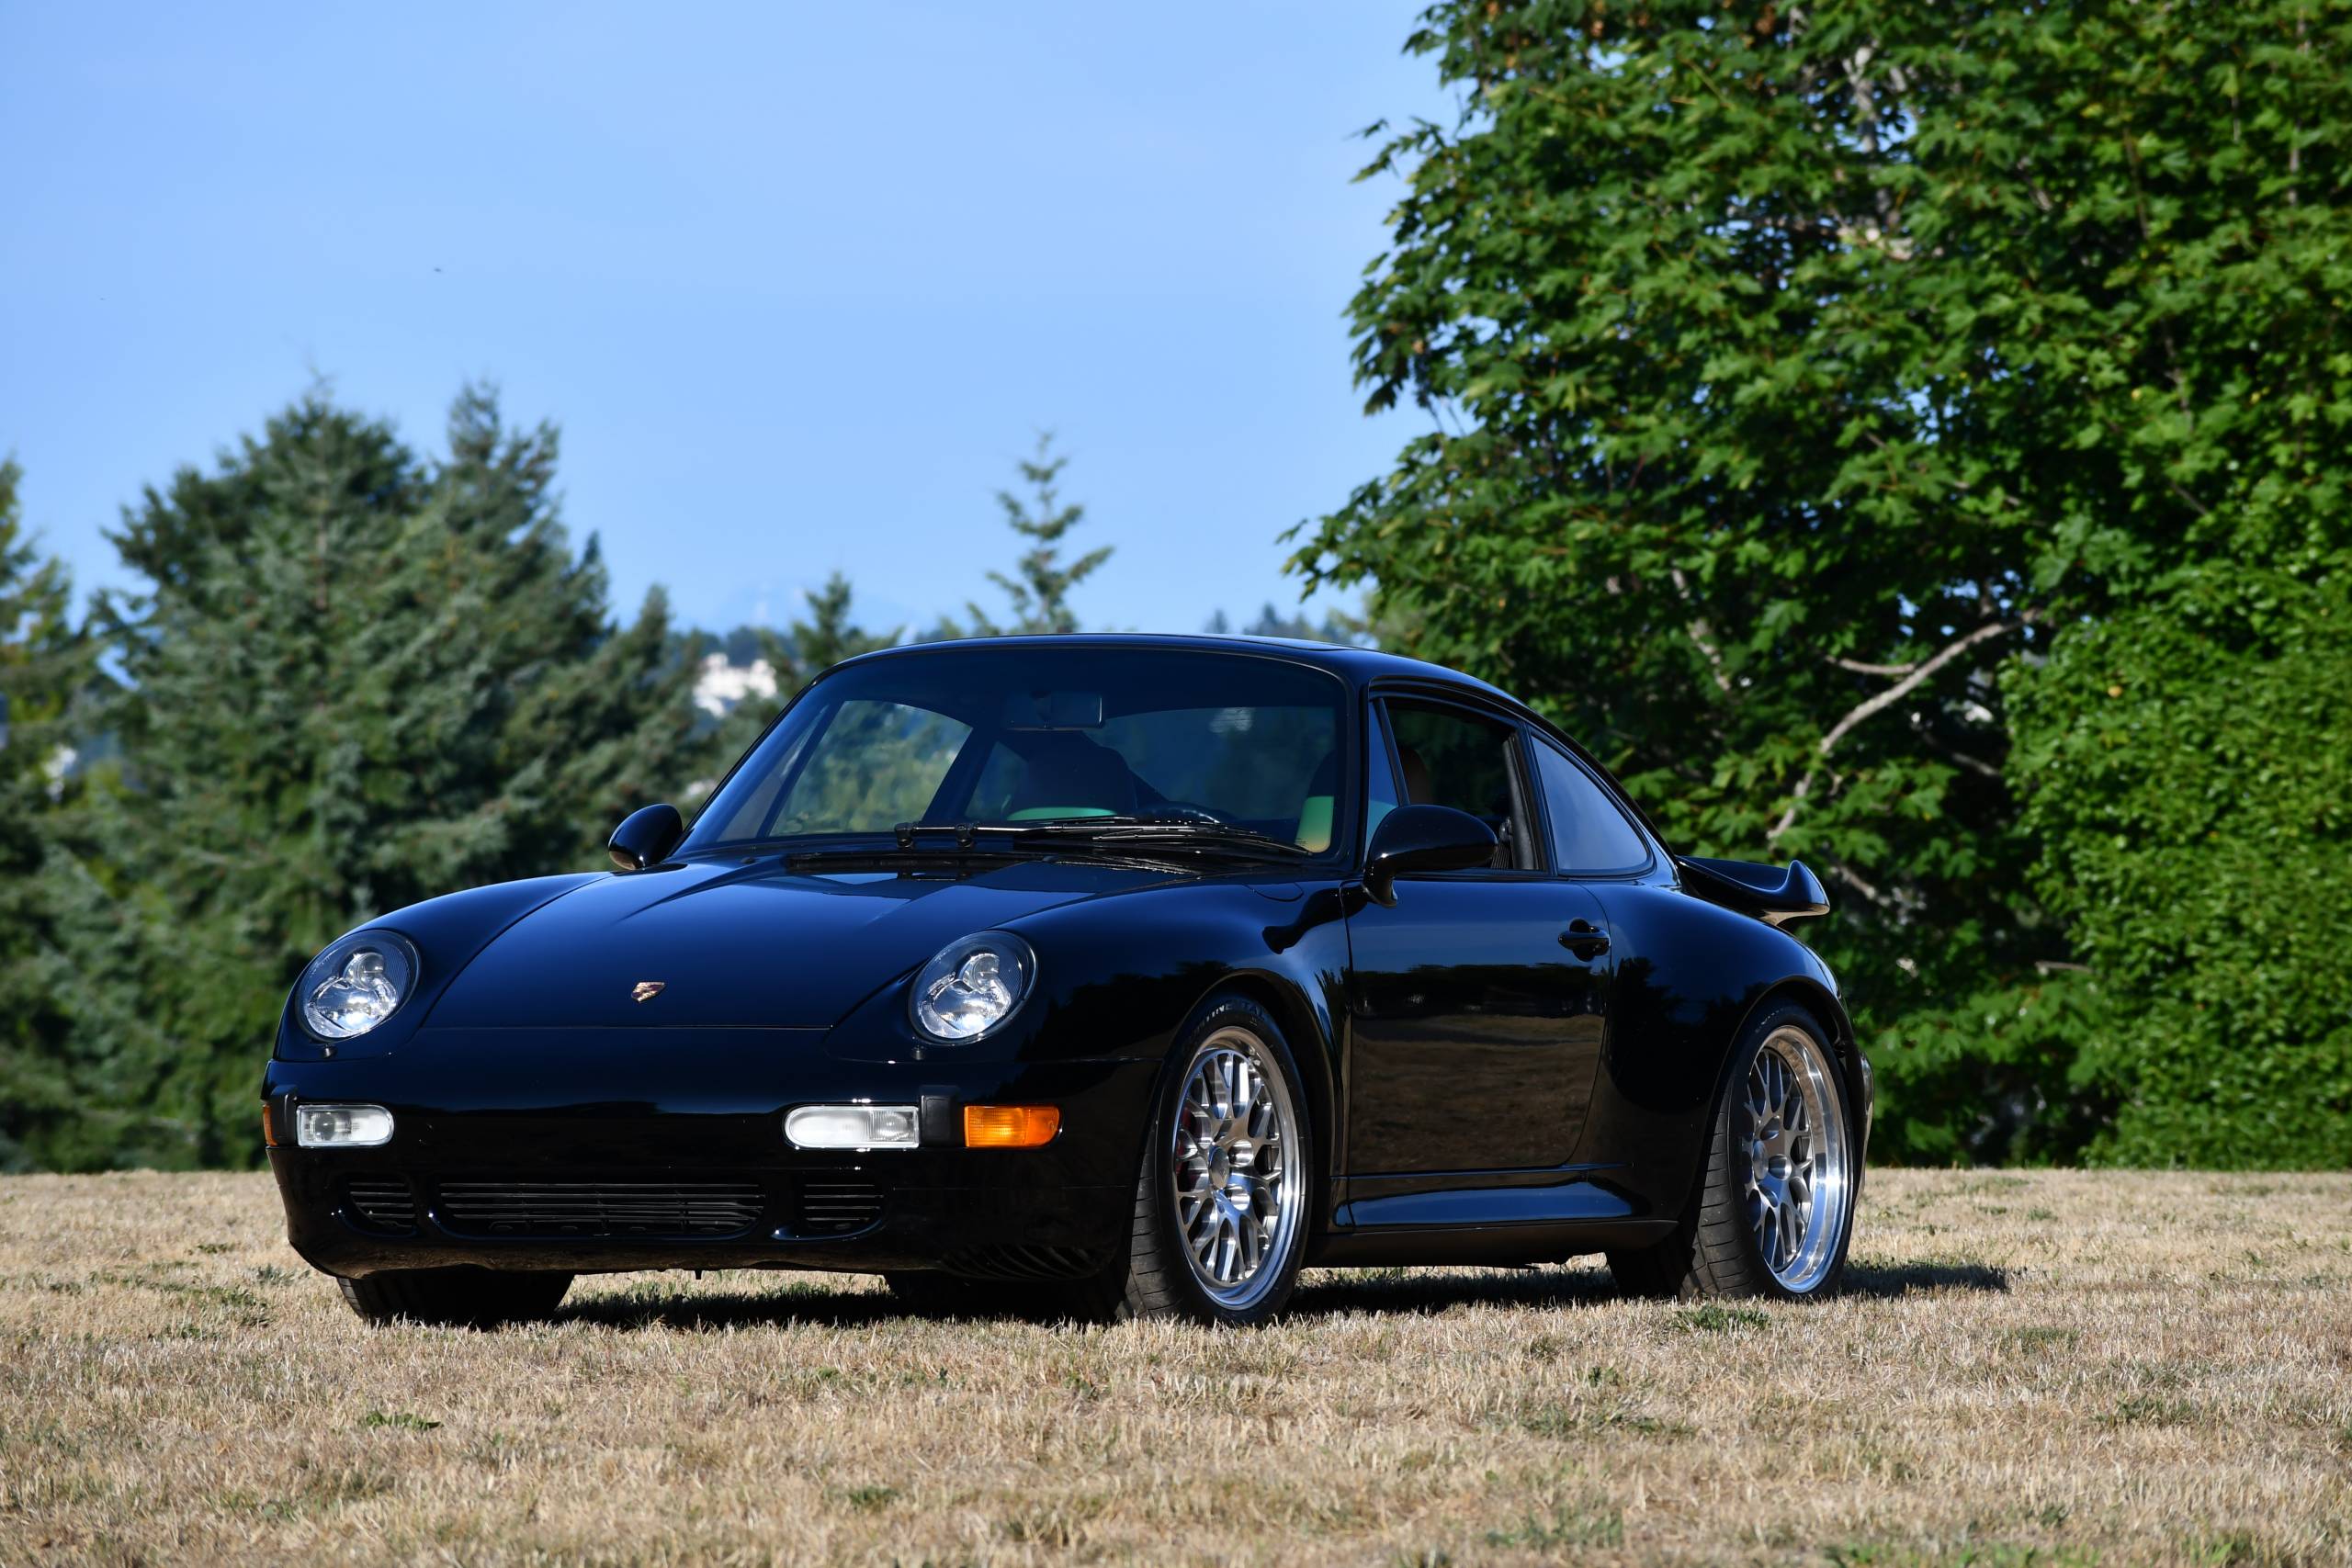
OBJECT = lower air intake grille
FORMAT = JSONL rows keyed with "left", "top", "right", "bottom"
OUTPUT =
{"left": 434, "top": 1180, "right": 765, "bottom": 1238}
{"left": 795, "top": 1179, "right": 884, "bottom": 1235}
{"left": 342, "top": 1177, "right": 416, "bottom": 1235}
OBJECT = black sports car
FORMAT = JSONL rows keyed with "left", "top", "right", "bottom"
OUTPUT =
{"left": 266, "top": 635, "right": 1868, "bottom": 1326}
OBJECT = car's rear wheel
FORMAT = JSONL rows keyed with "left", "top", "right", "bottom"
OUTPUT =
{"left": 1608, "top": 1001, "right": 1857, "bottom": 1301}
{"left": 337, "top": 1267, "right": 572, "bottom": 1326}
{"left": 1063, "top": 996, "right": 1314, "bottom": 1325}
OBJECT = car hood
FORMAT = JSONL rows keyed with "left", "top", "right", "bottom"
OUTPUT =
{"left": 423, "top": 855, "right": 1175, "bottom": 1030}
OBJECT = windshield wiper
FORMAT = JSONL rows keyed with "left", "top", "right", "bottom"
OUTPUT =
{"left": 889, "top": 818, "right": 1313, "bottom": 863}
{"left": 1067, "top": 818, "right": 1315, "bottom": 860}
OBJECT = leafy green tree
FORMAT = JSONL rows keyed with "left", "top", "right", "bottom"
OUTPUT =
{"left": 2008, "top": 568, "right": 2352, "bottom": 1167}
{"left": 80, "top": 387, "right": 702, "bottom": 1166}
{"left": 1294, "top": 1, "right": 2352, "bottom": 1160}
{"left": 0, "top": 460, "right": 103, "bottom": 1168}
{"left": 941, "top": 433, "right": 1110, "bottom": 637}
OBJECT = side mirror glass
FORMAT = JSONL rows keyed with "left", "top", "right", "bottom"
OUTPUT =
{"left": 607, "top": 803, "right": 684, "bottom": 872}
{"left": 1363, "top": 804, "right": 1498, "bottom": 906}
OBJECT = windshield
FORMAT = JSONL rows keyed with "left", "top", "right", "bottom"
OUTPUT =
{"left": 684, "top": 647, "right": 1351, "bottom": 857}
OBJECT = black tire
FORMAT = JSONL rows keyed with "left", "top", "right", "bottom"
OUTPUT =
{"left": 337, "top": 1267, "right": 573, "bottom": 1326}
{"left": 1062, "top": 994, "right": 1317, "bottom": 1326}
{"left": 1607, "top": 1001, "right": 1859, "bottom": 1302}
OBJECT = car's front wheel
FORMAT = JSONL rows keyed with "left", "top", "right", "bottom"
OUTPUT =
{"left": 1069, "top": 996, "right": 1315, "bottom": 1325}
{"left": 337, "top": 1267, "right": 572, "bottom": 1326}
{"left": 1608, "top": 1001, "right": 1858, "bottom": 1301}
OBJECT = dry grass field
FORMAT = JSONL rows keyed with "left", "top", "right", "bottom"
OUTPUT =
{"left": 1, "top": 1170, "right": 2346, "bottom": 1567}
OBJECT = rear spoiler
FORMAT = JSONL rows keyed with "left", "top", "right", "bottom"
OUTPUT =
{"left": 1675, "top": 856, "right": 1830, "bottom": 928}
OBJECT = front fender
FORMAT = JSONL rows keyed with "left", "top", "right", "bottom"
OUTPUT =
{"left": 819, "top": 875, "right": 1353, "bottom": 1199}
{"left": 271, "top": 873, "right": 603, "bottom": 1063}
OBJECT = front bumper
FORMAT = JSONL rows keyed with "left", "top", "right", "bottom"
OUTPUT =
{"left": 264, "top": 1032, "right": 1158, "bottom": 1280}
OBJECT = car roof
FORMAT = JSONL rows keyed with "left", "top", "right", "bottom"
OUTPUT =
{"left": 836, "top": 631, "right": 1524, "bottom": 707}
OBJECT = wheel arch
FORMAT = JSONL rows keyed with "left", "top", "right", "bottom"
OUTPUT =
{"left": 1734, "top": 976, "right": 1867, "bottom": 1139}
{"left": 1181, "top": 967, "right": 1340, "bottom": 1230}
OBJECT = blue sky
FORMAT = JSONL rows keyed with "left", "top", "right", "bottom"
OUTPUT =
{"left": 1, "top": 3, "right": 1456, "bottom": 638}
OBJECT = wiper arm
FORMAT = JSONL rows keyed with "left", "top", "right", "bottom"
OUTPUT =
{"left": 891, "top": 818, "right": 1312, "bottom": 862}
{"left": 1079, "top": 819, "right": 1315, "bottom": 859}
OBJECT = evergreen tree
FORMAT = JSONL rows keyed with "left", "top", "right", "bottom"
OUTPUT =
{"left": 0, "top": 461, "right": 101, "bottom": 1169}
{"left": 82, "top": 387, "right": 702, "bottom": 1166}
{"left": 940, "top": 434, "right": 1110, "bottom": 636}
{"left": 699, "top": 571, "right": 899, "bottom": 782}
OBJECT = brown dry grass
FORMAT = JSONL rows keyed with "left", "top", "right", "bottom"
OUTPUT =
{"left": 1, "top": 1170, "right": 2347, "bottom": 1566}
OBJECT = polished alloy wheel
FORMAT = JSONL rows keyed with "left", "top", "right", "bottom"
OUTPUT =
{"left": 1741, "top": 1024, "right": 1851, "bottom": 1293}
{"left": 1170, "top": 1026, "right": 1304, "bottom": 1309}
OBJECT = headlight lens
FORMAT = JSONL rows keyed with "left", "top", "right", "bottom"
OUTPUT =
{"left": 297, "top": 931, "right": 419, "bottom": 1040}
{"left": 910, "top": 932, "right": 1034, "bottom": 1043}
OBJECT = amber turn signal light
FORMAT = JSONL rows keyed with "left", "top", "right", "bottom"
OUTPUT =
{"left": 962, "top": 1105, "right": 1060, "bottom": 1148}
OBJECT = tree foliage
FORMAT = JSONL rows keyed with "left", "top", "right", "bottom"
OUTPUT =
{"left": 62, "top": 389, "right": 704, "bottom": 1166}
{"left": 699, "top": 571, "right": 900, "bottom": 781}
{"left": 1295, "top": 1, "right": 2352, "bottom": 1160}
{"left": 2008, "top": 568, "right": 2352, "bottom": 1166}
{"left": 944, "top": 433, "right": 1111, "bottom": 637}
{"left": 0, "top": 461, "right": 102, "bottom": 1168}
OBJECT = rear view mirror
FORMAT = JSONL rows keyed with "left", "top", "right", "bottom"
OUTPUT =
{"left": 1363, "top": 805, "right": 1498, "bottom": 906}
{"left": 607, "top": 803, "right": 684, "bottom": 872}
{"left": 1001, "top": 689, "right": 1105, "bottom": 730}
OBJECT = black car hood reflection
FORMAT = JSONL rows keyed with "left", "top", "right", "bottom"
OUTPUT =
{"left": 424, "top": 853, "right": 1176, "bottom": 1030}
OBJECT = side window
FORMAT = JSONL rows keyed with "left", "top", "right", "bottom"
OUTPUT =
{"left": 1361, "top": 702, "right": 1401, "bottom": 852}
{"left": 1384, "top": 700, "right": 1532, "bottom": 870}
{"left": 1532, "top": 739, "right": 1651, "bottom": 874}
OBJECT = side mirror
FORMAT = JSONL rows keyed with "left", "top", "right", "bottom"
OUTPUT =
{"left": 1363, "top": 804, "right": 1498, "bottom": 907}
{"left": 607, "top": 803, "right": 684, "bottom": 872}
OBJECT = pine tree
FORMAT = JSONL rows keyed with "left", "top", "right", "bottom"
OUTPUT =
{"left": 698, "top": 571, "right": 898, "bottom": 785}
{"left": 941, "top": 434, "right": 1110, "bottom": 637}
{"left": 0, "top": 460, "right": 100, "bottom": 1169}
{"left": 81, "top": 387, "right": 703, "bottom": 1166}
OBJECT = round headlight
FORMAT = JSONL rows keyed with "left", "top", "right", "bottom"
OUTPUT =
{"left": 910, "top": 932, "right": 1035, "bottom": 1043}
{"left": 297, "top": 931, "right": 419, "bottom": 1041}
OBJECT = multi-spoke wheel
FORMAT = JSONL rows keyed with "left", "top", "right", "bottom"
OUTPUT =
{"left": 1608, "top": 1002, "right": 1857, "bottom": 1301}
{"left": 1169, "top": 1028, "right": 1305, "bottom": 1311}
{"left": 1073, "top": 996, "right": 1314, "bottom": 1325}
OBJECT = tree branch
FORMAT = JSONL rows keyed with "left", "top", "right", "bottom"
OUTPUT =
{"left": 1822, "top": 856, "right": 1887, "bottom": 908}
{"left": 1669, "top": 568, "right": 1733, "bottom": 695}
{"left": 1770, "top": 615, "right": 2031, "bottom": 840}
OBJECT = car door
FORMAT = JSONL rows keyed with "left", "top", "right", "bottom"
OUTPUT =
{"left": 1343, "top": 695, "right": 1612, "bottom": 1180}
{"left": 1521, "top": 733, "right": 1658, "bottom": 1150}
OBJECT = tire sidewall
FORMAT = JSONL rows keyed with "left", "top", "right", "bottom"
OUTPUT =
{"left": 1141, "top": 995, "right": 1316, "bottom": 1325}
{"left": 1715, "top": 1002, "right": 1857, "bottom": 1300}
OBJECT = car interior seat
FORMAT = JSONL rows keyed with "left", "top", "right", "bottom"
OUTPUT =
{"left": 1003, "top": 734, "right": 1139, "bottom": 820}
{"left": 1295, "top": 751, "right": 1337, "bottom": 851}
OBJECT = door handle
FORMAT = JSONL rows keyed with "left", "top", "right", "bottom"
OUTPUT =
{"left": 1560, "top": 919, "right": 1611, "bottom": 958}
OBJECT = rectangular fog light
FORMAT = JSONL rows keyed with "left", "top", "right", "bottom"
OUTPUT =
{"left": 785, "top": 1103, "right": 920, "bottom": 1150}
{"left": 294, "top": 1102, "right": 394, "bottom": 1148}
